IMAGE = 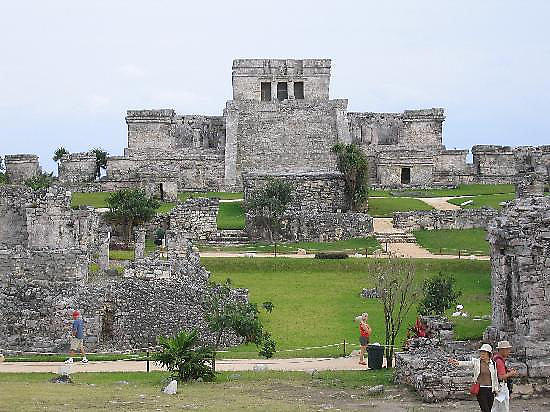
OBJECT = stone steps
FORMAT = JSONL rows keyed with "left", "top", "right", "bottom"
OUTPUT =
{"left": 374, "top": 232, "right": 417, "bottom": 244}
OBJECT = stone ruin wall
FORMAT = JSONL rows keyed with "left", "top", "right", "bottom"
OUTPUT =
{"left": 167, "top": 198, "right": 219, "bottom": 241}
{"left": 485, "top": 196, "right": 550, "bottom": 377}
{"left": 243, "top": 172, "right": 373, "bottom": 242}
{"left": 392, "top": 208, "right": 499, "bottom": 232}
{"left": 4, "top": 154, "right": 41, "bottom": 184}
{"left": 58, "top": 152, "right": 97, "bottom": 184}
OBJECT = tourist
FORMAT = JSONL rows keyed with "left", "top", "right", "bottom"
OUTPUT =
{"left": 492, "top": 340, "right": 518, "bottom": 412}
{"left": 448, "top": 343, "right": 499, "bottom": 412}
{"left": 65, "top": 310, "right": 88, "bottom": 364}
{"left": 354, "top": 312, "right": 371, "bottom": 365}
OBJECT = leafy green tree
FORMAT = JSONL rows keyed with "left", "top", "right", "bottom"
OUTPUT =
{"left": 244, "top": 178, "right": 293, "bottom": 246}
{"left": 155, "top": 329, "right": 215, "bottom": 382}
{"left": 92, "top": 148, "right": 108, "bottom": 178}
{"left": 418, "top": 272, "right": 462, "bottom": 316}
{"left": 330, "top": 143, "right": 369, "bottom": 211}
{"left": 104, "top": 189, "right": 159, "bottom": 246}
{"left": 24, "top": 172, "right": 55, "bottom": 190}
{"left": 203, "top": 279, "right": 276, "bottom": 369}
{"left": 53, "top": 147, "right": 69, "bottom": 162}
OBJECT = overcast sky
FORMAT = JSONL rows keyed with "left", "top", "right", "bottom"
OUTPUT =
{"left": 1, "top": 0, "right": 549, "bottom": 173}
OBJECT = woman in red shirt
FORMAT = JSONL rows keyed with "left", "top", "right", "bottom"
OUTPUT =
{"left": 355, "top": 313, "right": 372, "bottom": 366}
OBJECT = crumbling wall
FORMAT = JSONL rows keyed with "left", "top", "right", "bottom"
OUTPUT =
{"left": 167, "top": 198, "right": 219, "bottom": 241}
{"left": 0, "top": 185, "right": 33, "bottom": 248}
{"left": 58, "top": 152, "right": 97, "bottom": 184}
{"left": 485, "top": 196, "right": 550, "bottom": 377}
{"left": 4, "top": 154, "right": 40, "bottom": 184}
{"left": 400, "top": 109, "right": 445, "bottom": 148}
{"left": 392, "top": 208, "right": 499, "bottom": 232}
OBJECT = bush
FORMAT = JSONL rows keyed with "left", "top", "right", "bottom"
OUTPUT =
{"left": 24, "top": 172, "right": 54, "bottom": 191}
{"left": 154, "top": 228, "right": 165, "bottom": 246}
{"left": 314, "top": 252, "right": 349, "bottom": 259}
{"left": 418, "top": 272, "right": 462, "bottom": 316}
{"left": 155, "top": 329, "right": 215, "bottom": 382}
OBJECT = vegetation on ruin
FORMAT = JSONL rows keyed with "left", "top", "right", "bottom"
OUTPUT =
{"left": 369, "top": 183, "right": 515, "bottom": 198}
{"left": 367, "top": 197, "right": 433, "bottom": 217}
{"left": 447, "top": 193, "right": 515, "bottom": 209}
{"left": 202, "top": 257, "right": 491, "bottom": 358}
{"left": 109, "top": 239, "right": 156, "bottom": 261}
{"left": 0, "top": 369, "right": 394, "bottom": 411}
{"left": 413, "top": 228, "right": 489, "bottom": 256}
{"left": 52, "top": 146, "right": 69, "bottom": 162}
{"left": 71, "top": 191, "right": 176, "bottom": 214}
{"left": 198, "top": 236, "right": 381, "bottom": 255}
{"left": 104, "top": 189, "right": 159, "bottom": 246}
{"left": 331, "top": 143, "right": 369, "bottom": 210}
{"left": 243, "top": 178, "right": 294, "bottom": 243}
{"left": 217, "top": 201, "right": 245, "bottom": 229}
{"left": 91, "top": 147, "right": 108, "bottom": 178}
{"left": 24, "top": 171, "right": 55, "bottom": 190}
{"left": 0, "top": 156, "right": 6, "bottom": 184}
{"left": 418, "top": 272, "right": 462, "bottom": 316}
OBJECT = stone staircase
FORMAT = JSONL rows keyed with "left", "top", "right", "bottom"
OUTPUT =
{"left": 207, "top": 229, "right": 250, "bottom": 244}
{"left": 374, "top": 231, "right": 417, "bottom": 244}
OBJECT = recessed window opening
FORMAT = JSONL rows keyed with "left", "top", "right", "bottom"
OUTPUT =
{"left": 294, "top": 81, "right": 304, "bottom": 99}
{"left": 261, "top": 82, "right": 271, "bottom": 101}
{"left": 277, "top": 82, "right": 288, "bottom": 101}
{"left": 401, "top": 167, "right": 411, "bottom": 184}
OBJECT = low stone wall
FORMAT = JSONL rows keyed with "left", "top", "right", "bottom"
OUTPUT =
{"left": 246, "top": 211, "right": 373, "bottom": 242}
{"left": 167, "top": 198, "right": 219, "bottom": 241}
{"left": 392, "top": 208, "right": 499, "bottom": 232}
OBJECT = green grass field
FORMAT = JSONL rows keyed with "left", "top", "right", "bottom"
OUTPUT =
{"left": 199, "top": 237, "right": 381, "bottom": 254}
{"left": 367, "top": 197, "right": 433, "bottom": 217}
{"left": 202, "top": 257, "right": 491, "bottom": 358}
{"left": 413, "top": 229, "right": 489, "bottom": 256}
{"left": 0, "top": 370, "right": 393, "bottom": 411}
{"left": 447, "top": 193, "right": 515, "bottom": 209}
{"left": 217, "top": 201, "right": 245, "bottom": 230}
{"left": 71, "top": 192, "right": 176, "bottom": 214}
{"left": 369, "top": 183, "right": 515, "bottom": 198}
{"left": 109, "top": 239, "right": 157, "bottom": 261}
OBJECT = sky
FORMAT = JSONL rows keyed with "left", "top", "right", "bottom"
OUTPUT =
{"left": 1, "top": 0, "right": 549, "bottom": 173}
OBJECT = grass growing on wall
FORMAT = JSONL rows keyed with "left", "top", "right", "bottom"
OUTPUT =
{"left": 202, "top": 257, "right": 491, "bottom": 358}
{"left": 413, "top": 228, "right": 490, "bottom": 256}
{"left": 217, "top": 201, "right": 245, "bottom": 230}
{"left": 367, "top": 197, "right": 433, "bottom": 217}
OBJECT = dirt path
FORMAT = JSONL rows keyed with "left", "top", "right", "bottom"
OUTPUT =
{"left": 387, "top": 242, "right": 489, "bottom": 260}
{"left": 415, "top": 196, "right": 461, "bottom": 210}
{"left": 0, "top": 356, "right": 378, "bottom": 373}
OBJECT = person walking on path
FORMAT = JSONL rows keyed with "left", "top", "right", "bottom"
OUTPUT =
{"left": 448, "top": 343, "right": 499, "bottom": 412}
{"left": 355, "top": 313, "right": 371, "bottom": 366}
{"left": 491, "top": 340, "right": 518, "bottom": 412}
{"left": 65, "top": 310, "right": 88, "bottom": 364}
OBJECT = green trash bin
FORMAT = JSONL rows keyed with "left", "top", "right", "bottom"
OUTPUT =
{"left": 367, "top": 344, "right": 384, "bottom": 369}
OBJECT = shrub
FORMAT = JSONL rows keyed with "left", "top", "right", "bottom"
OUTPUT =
{"left": 155, "top": 329, "right": 215, "bottom": 382}
{"left": 418, "top": 272, "right": 462, "bottom": 316}
{"left": 154, "top": 228, "right": 165, "bottom": 246}
{"left": 24, "top": 172, "right": 54, "bottom": 191}
{"left": 314, "top": 252, "right": 348, "bottom": 259}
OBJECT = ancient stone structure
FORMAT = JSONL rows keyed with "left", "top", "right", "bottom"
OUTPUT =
{"left": 4, "top": 154, "right": 40, "bottom": 184}
{"left": 167, "top": 198, "right": 219, "bottom": 241}
{"left": 392, "top": 208, "right": 498, "bottom": 232}
{"left": 484, "top": 196, "right": 550, "bottom": 377}
{"left": 243, "top": 172, "right": 373, "bottom": 242}
{"left": 12, "top": 58, "right": 540, "bottom": 193}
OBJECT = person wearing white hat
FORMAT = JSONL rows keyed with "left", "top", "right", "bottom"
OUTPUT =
{"left": 448, "top": 343, "right": 499, "bottom": 412}
{"left": 491, "top": 340, "right": 518, "bottom": 412}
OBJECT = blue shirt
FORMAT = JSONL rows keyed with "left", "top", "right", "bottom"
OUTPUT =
{"left": 72, "top": 318, "right": 84, "bottom": 339}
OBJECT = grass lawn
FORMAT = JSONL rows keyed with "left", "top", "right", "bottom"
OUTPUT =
{"left": 0, "top": 370, "right": 393, "bottom": 411}
{"left": 413, "top": 229, "right": 489, "bottom": 256}
{"left": 109, "top": 239, "right": 157, "bottom": 261}
{"left": 199, "top": 237, "right": 381, "bottom": 254}
{"left": 202, "top": 257, "right": 491, "bottom": 358}
{"left": 368, "top": 197, "right": 433, "bottom": 217}
{"left": 71, "top": 192, "right": 177, "bottom": 214}
{"left": 179, "top": 191, "right": 243, "bottom": 201}
{"left": 369, "top": 184, "right": 515, "bottom": 198}
{"left": 447, "top": 193, "right": 515, "bottom": 209}
{"left": 217, "top": 201, "right": 245, "bottom": 230}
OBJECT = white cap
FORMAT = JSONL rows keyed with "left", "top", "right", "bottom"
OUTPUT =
{"left": 479, "top": 343, "right": 493, "bottom": 353}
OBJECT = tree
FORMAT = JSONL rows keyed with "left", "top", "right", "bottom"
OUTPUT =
{"left": 203, "top": 279, "right": 276, "bottom": 370}
{"left": 0, "top": 156, "right": 5, "bottom": 184}
{"left": 25, "top": 172, "right": 54, "bottom": 190}
{"left": 418, "top": 272, "right": 461, "bottom": 316}
{"left": 53, "top": 147, "right": 69, "bottom": 162}
{"left": 155, "top": 329, "right": 215, "bottom": 382}
{"left": 92, "top": 148, "right": 108, "bottom": 178}
{"left": 244, "top": 178, "right": 293, "bottom": 247}
{"left": 104, "top": 189, "right": 159, "bottom": 246}
{"left": 370, "top": 257, "right": 419, "bottom": 367}
{"left": 330, "top": 143, "right": 369, "bottom": 211}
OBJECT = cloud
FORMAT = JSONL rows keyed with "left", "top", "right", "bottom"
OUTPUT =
{"left": 117, "top": 64, "right": 145, "bottom": 78}
{"left": 87, "top": 94, "right": 111, "bottom": 113}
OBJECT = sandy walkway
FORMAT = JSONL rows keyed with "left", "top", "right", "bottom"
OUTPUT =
{"left": 387, "top": 242, "right": 489, "bottom": 260}
{"left": 415, "top": 196, "right": 461, "bottom": 210}
{"left": 0, "top": 356, "right": 378, "bottom": 373}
